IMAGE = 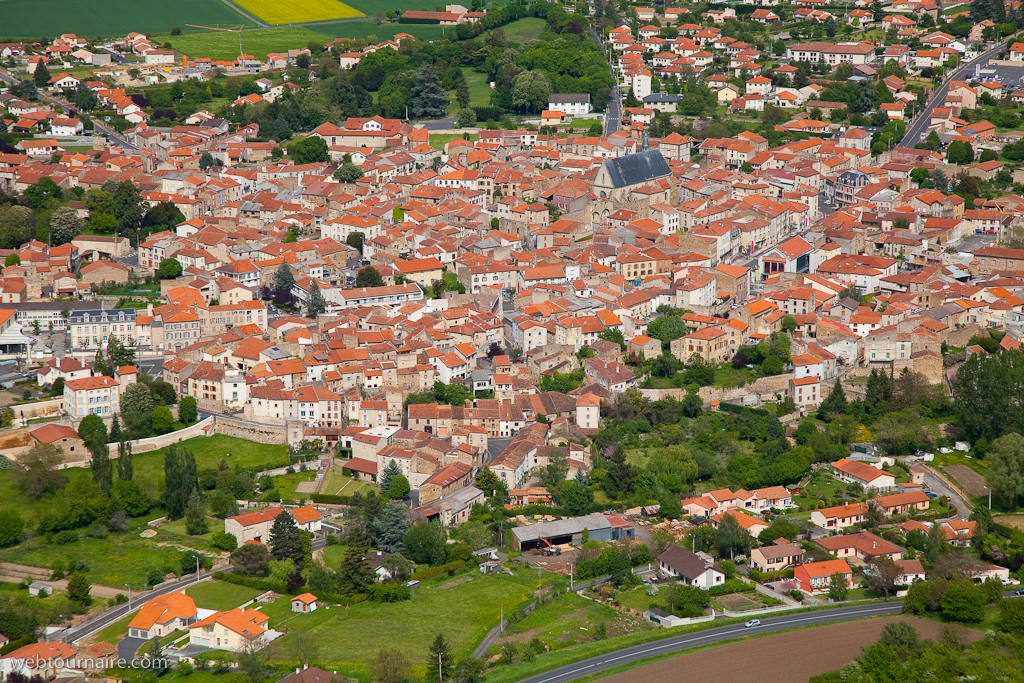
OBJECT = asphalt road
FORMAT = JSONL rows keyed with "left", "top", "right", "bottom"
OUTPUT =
{"left": 516, "top": 602, "right": 904, "bottom": 683}
{"left": 899, "top": 44, "right": 1005, "bottom": 147}
{"left": 921, "top": 463, "right": 973, "bottom": 517}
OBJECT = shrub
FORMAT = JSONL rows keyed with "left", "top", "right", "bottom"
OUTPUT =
{"left": 52, "top": 530, "right": 78, "bottom": 545}
{"left": 210, "top": 532, "right": 237, "bottom": 551}
{"left": 367, "top": 583, "right": 412, "bottom": 603}
{"left": 409, "top": 560, "right": 465, "bottom": 582}
{"left": 311, "top": 494, "right": 351, "bottom": 505}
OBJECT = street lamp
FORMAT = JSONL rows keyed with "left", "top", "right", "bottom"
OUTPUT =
{"left": 984, "top": 485, "right": 991, "bottom": 510}
{"left": 125, "top": 583, "right": 132, "bottom": 610}
{"left": 60, "top": 614, "right": 68, "bottom": 642}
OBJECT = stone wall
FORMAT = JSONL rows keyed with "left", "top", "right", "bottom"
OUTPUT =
{"left": 215, "top": 414, "right": 290, "bottom": 444}
{"left": 638, "top": 373, "right": 794, "bottom": 406}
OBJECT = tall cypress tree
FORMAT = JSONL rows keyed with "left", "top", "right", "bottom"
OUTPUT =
{"left": 110, "top": 414, "right": 121, "bottom": 442}
{"left": 90, "top": 440, "right": 112, "bottom": 494}
{"left": 164, "top": 445, "right": 182, "bottom": 517}
{"left": 118, "top": 439, "right": 133, "bottom": 481}
{"left": 336, "top": 529, "right": 375, "bottom": 595}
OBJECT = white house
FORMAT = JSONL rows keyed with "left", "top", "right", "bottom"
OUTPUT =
{"left": 657, "top": 547, "right": 725, "bottom": 588}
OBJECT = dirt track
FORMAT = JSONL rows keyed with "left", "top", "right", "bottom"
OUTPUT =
{"left": 599, "top": 617, "right": 981, "bottom": 683}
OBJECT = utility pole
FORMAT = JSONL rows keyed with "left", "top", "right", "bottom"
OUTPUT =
{"left": 196, "top": 555, "right": 200, "bottom": 584}
{"left": 125, "top": 583, "right": 132, "bottom": 610}
{"left": 538, "top": 568, "right": 542, "bottom": 591}
{"left": 438, "top": 651, "right": 443, "bottom": 683}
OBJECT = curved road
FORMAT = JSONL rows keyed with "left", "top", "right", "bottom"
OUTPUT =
{"left": 900, "top": 43, "right": 1005, "bottom": 146}
{"left": 517, "top": 602, "right": 905, "bottom": 683}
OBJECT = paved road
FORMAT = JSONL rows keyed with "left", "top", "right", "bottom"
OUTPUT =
{"left": 899, "top": 44, "right": 1005, "bottom": 147}
{"left": 516, "top": 602, "right": 904, "bottom": 683}
{"left": 922, "top": 463, "right": 973, "bottom": 517}
{"left": 65, "top": 572, "right": 218, "bottom": 644}
{"left": 587, "top": 26, "right": 620, "bottom": 136}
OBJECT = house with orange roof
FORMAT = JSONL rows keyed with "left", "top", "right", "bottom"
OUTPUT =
{"left": 832, "top": 458, "right": 896, "bottom": 491}
{"left": 710, "top": 509, "right": 769, "bottom": 537}
{"left": 128, "top": 591, "right": 198, "bottom": 639}
{"left": 291, "top": 593, "right": 318, "bottom": 612}
{"left": 810, "top": 502, "right": 868, "bottom": 529}
{"left": 794, "top": 559, "right": 852, "bottom": 593}
{"left": 188, "top": 608, "right": 270, "bottom": 651}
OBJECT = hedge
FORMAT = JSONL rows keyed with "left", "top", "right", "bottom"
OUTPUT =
{"left": 718, "top": 402, "right": 771, "bottom": 418}
{"left": 311, "top": 494, "right": 352, "bottom": 505}
{"left": 994, "top": 522, "right": 1014, "bottom": 538}
{"left": 410, "top": 560, "right": 465, "bottom": 582}
{"left": 472, "top": 106, "right": 504, "bottom": 122}
{"left": 748, "top": 568, "right": 795, "bottom": 583}
{"left": 0, "top": 636, "right": 33, "bottom": 656}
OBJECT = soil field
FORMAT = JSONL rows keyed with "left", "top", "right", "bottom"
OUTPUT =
{"left": 996, "top": 515, "right": 1024, "bottom": 530}
{"left": 599, "top": 617, "right": 982, "bottom": 683}
{"left": 944, "top": 464, "right": 988, "bottom": 496}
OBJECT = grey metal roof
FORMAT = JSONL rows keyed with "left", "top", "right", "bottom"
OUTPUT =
{"left": 643, "top": 93, "right": 679, "bottom": 103}
{"left": 603, "top": 150, "right": 671, "bottom": 189}
{"left": 548, "top": 93, "right": 591, "bottom": 103}
{"left": 511, "top": 513, "right": 611, "bottom": 543}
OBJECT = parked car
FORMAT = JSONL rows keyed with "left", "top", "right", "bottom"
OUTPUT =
{"left": 1002, "top": 578, "right": 1014, "bottom": 586}
{"left": 745, "top": 619, "right": 761, "bottom": 628}
{"left": 1014, "top": 588, "right": 1024, "bottom": 596}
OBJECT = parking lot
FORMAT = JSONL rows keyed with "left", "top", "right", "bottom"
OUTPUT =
{"left": 976, "top": 62, "right": 1024, "bottom": 88}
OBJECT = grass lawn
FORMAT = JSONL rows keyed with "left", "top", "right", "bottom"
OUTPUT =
{"left": 274, "top": 471, "right": 318, "bottom": 501}
{"left": 91, "top": 612, "right": 135, "bottom": 646}
{"left": 158, "top": 517, "right": 215, "bottom": 546}
{"left": 493, "top": 592, "right": 648, "bottom": 655}
{"left": 319, "top": 544, "right": 347, "bottom": 567}
{"left": 713, "top": 363, "right": 763, "bottom": 389}
{"left": 0, "top": 0, "right": 255, "bottom": 39}
{"left": 139, "top": 435, "right": 290, "bottom": 486}
{"left": 614, "top": 585, "right": 660, "bottom": 613}
{"left": 154, "top": 27, "right": 331, "bottom": 61}
{"left": 428, "top": 133, "right": 478, "bottom": 150}
{"left": 501, "top": 17, "right": 549, "bottom": 44}
{"left": 267, "top": 569, "right": 543, "bottom": 677}
{"left": 186, "top": 580, "right": 263, "bottom": 610}
{"left": 319, "top": 466, "right": 374, "bottom": 497}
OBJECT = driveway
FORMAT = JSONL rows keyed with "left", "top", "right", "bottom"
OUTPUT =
{"left": 117, "top": 636, "right": 146, "bottom": 660}
{"left": 921, "top": 463, "right": 973, "bottom": 519}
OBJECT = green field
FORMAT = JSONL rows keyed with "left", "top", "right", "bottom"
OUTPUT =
{"left": 274, "top": 471, "right": 318, "bottom": 501}
{"left": 153, "top": 27, "right": 328, "bottom": 60}
{"left": 501, "top": 17, "right": 548, "bottom": 44}
{"left": 340, "top": 0, "right": 440, "bottom": 15}
{"left": 429, "top": 133, "right": 478, "bottom": 150}
{"left": 319, "top": 465, "right": 374, "bottom": 497}
{"left": 492, "top": 592, "right": 637, "bottom": 655}
{"left": 0, "top": 0, "right": 255, "bottom": 39}
{"left": 91, "top": 612, "right": 135, "bottom": 646}
{"left": 186, "top": 580, "right": 263, "bottom": 610}
{"left": 267, "top": 570, "right": 542, "bottom": 677}
{"left": 463, "top": 69, "right": 492, "bottom": 108}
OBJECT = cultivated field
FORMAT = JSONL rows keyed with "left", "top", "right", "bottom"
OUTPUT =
{"left": 340, "top": 0, "right": 438, "bottom": 15}
{"left": 314, "top": 21, "right": 446, "bottom": 41}
{"left": 0, "top": 0, "right": 254, "bottom": 39}
{"left": 945, "top": 464, "right": 988, "bottom": 496}
{"left": 996, "top": 514, "right": 1024, "bottom": 530}
{"left": 600, "top": 617, "right": 983, "bottom": 683}
{"left": 229, "top": 0, "right": 363, "bottom": 24}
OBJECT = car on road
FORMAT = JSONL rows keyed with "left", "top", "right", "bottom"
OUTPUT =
{"left": 1014, "top": 588, "right": 1024, "bottom": 596}
{"left": 745, "top": 619, "right": 761, "bottom": 628}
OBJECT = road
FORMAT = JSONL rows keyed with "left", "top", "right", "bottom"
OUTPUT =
{"left": 587, "top": 25, "right": 620, "bottom": 136}
{"left": 922, "top": 463, "right": 973, "bottom": 518}
{"left": 517, "top": 602, "right": 906, "bottom": 683}
{"left": 899, "top": 44, "right": 1005, "bottom": 146}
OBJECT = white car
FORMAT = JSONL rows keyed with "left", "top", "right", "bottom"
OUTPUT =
{"left": 745, "top": 619, "right": 761, "bottom": 628}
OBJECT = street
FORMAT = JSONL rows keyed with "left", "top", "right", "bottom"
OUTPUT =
{"left": 900, "top": 44, "right": 1005, "bottom": 146}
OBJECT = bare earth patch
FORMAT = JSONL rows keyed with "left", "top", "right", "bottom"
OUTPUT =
{"left": 996, "top": 515, "right": 1024, "bottom": 530}
{"left": 945, "top": 465, "right": 988, "bottom": 496}
{"left": 599, "top": 617, "right": 982, "bottom": 683}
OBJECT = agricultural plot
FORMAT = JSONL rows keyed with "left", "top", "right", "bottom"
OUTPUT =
{"left": 339, "top": 0, "right": 438, "bottom": 15}
{"left": 314, "top": 21, "right": 446, "bottom": 41}
{"left": 944, "top": 464, "right": 988, "bottom": 496}
{"left": 0, "top": 0, "right": 254, "bottom": 39}
{"left": 228, "top": 0, "right": 364, "bottom": 24}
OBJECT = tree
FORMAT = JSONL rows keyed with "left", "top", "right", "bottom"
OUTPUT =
{"left": 388, "top": 475, "right": 410, "bottom": 500}
{"left": 199, "top": 152, "right": 214, "bottom": 171}
{"left": 185, "top": 490, "right": 209, "bottom": 535}
{"left": 5, "top": 253, "right": 20, "bottom": 267}
{"left": 986, "top": 433, "right": 1024, "bottom": 508}
{"left": 337, "top": 531, "right": 375, "bottom": 594}
{"left": 90, "top": 440, "right": 113, "bottom": 494}
{"left": 109, "top": 413, "right": 121, "bottom": 442}
{"left": 231, "top": 543, "right": 271, "bottom": 576}
{"left": 761, "top": 355, "right": 784, "bottom": 376}
{"left": 178, "top": 395, "right": 197, "bottom": 425}
{"left": 274, "top": 263, "right": 295, "bottom": 293}
{"left": 552, "top": 480, "right": 594, "bottom": 516}
{"left": 238, "top": 639, "right": 271, "bottom": 683}
{"left": 370, "top": 649, "right": 411, "bottom": 683}
{"left": 382, "top": 554, "right": 415, "bottom": 582}
{"left": 152, "top": 405, "right": 173, "bottom": 434}
{"left": 379, "top": 459, "right": 401, "bottom": 493}
{"left": 757, "top": 517, "right": 799, "bottom": 546}
{"left": 163, "top": 443, "right": 198, "bottom": 520}
{"left": 346, "top": 232, "right": 365, "bottom": 253}
{"left": 270, "top": 510, "right": 303, "bottom": 565}
{"left": 457, "top": 108, "right": 477, "bottom": 128}
{"left": 156, "top": 257, "right": 182, "bottom": 279}
{"left": 117, "top": 439, "right": 133, "bottom": 481}
{"left": 0, "top": 509, "right": 25, "bottom": 547}
{"left": 411, "top": 65, "right": 449, "bottom": 118}
{"left": 374, "top": 500, "right": 411, "bottom": 553}
{"left": 356, "top": 266, "right": 384, "bottom": 288}
{"left": 867, "top": 556, "right": 902, "bottom": 600}
{"left": 947, "top": 139, "right": 974, "bottom": 165}
{"left": 290, "top": 136, "right": 329, "bottom": 164}
{"left": 942, "top": 582, "right": 985, "bottom": 622}
{"left": 781, "top": 315, "right": 797, "bottom": 332}
{"left": 865, "top": 368, "right": 893, "bottom": 409}
{"left": 427, "top": 633, "right": 455, "bottom": 683}
{"left": 78, "top": 413, "right": 107, "bottom": 445}
{"left": 715, "top": 513, "right": 751, "bottom": 558}
{"left": 49, "top": 206, "right": 83, "bottom": 246}
{"left": 511, "top": 70, "right": 552, "bottom": 113}
{"left": 828, "top": 572, "right": 849, "bottom": 602}
{"left": 334, "top": 163, "right": 364, "bottom": 183}
{"left": 122, "top": 383, "right": 155, "bottom": 437}
{"left": 818, "top": 379, "right": 848, "bottom": 420}
{"left": 306, "top": 282, "right": 326, "bottom": 318}
{"left": 66, "top": 571, "right": 91, "bottom": 606}
{"left": 403, "top": 520, "right": 447, "bottom": 565}
{"left": 598, "top": 328, "right": 626, "bottom": 351}
{"left": 14, "top": 442, "right": 65, "bottom": 498}
{"left": 33, "top": 63, "right": 51, "bottom": 88}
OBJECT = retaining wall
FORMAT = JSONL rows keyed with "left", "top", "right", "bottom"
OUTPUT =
{"left": 215, "top": 414, "right": 289, "bottom": 444}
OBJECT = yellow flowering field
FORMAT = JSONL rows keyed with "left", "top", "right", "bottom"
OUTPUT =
{"left": 231, "top": 0, "right": 364, "bottom": 24}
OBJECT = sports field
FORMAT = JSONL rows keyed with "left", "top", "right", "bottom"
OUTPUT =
{"left": 156, "top": 27, "right": 331, "bottom": 60}
{"left": 229, "top": 0, "right": 363, "bottom": 25}
{"left": 0, "top": 0, "right": 255, "bottom": 39}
